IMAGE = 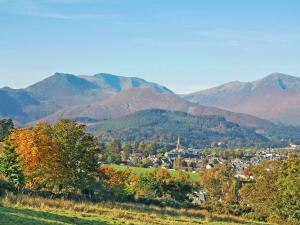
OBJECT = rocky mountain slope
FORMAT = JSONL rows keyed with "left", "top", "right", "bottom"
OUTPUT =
{"left": 42, "top": 88, "right": 272, "bottom": 130}
{"left": 184, "top": 73, "right": 300, "bottom": 125}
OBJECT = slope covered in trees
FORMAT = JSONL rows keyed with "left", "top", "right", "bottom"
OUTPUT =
{"left": 88, "top": 109, "right": 269, "bottom": 148}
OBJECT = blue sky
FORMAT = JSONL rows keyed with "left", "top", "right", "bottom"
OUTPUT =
{"left": 0, "top": 0, "right": 300, "bottom": 93}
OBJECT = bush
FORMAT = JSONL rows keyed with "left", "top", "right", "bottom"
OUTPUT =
{"left": 129, "top": 168, "right": 194, "bottom": 203}
{"left": 98, "top": 166, "right": 133, "bottom": 201}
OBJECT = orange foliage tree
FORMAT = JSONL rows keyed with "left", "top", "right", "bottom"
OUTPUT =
{"left": 12, "top": 123, "right": 65, "bottom": 191}
{"left": 200, "top": 163, "right": 239, "bottom": 212}
{"left": 98, "top": 165, "right": 132, "bottom": 200}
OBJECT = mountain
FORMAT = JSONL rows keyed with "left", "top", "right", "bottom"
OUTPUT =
{"left": 42, "top": 88, "right": 273, "bottom": 130}
{"left": 0, "top": 73, "right": 173, "bottom": 124}
{"left": 87, "top": 109, "right": 269, "bottom": 148}
{"left": 26, "top": 73, "right": 172, "bottom": 106}
{"left": 184, "top": 73, "right": 300, "bottom": 125}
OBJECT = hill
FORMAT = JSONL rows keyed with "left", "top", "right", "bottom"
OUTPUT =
{"left": 184, "top": 73, "right": 300, "bottom": 125}
{"left": 88, "top": 109, "right": 269, "bottom": 148}
{"left": 44, "top": 88, "right": 272, "bottom": 130}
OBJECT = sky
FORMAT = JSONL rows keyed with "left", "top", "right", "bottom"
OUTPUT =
{"left": 0, "top": 0, "right": 300, "bottom": 94}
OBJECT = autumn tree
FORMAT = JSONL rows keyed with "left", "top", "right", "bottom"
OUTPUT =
{"left": 200, "top": 163, "right": 239, "bottom": 213}
{"left": 98, "top": 165, "right": 132, "bottom": 201}
{"left": 12, "top": 123, "right": 63, "bottom": 191}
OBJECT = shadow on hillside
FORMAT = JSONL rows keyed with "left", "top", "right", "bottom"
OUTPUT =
{"left": 210, "top": 215, "right": 267, "bottom": 225}
{"left": 113, "top": 203, "right": 268, "bottom": 225}
{"left": 0, "top": 207, "right": 110, "bottom": 225}
{"left": 105, "top": 203, "right": 261, "bottom": 224}
{"left": 105, "top": 202, "right": 205, "bottom": 220}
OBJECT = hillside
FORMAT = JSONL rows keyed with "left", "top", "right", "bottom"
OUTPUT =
{"left": 88, "top": 109, "right": 269, "bottom": 148}
{"left": 44, "top": 88, "right": 272, "bottom": 130}
{"left": 0, "top": 73, "right": 172, "bottom": 124}
{"left": 184, "top": 73, "right": 300, "bottom": 125}
{"left": 0, "top": 194, "right": 270, "bottom": 225}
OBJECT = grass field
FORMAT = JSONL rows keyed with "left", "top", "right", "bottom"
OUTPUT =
{"left": 0, "top": 193, "right": 271, "bottom": 225}
{"left": 107, "top": 164, "right": 201, "bottom": 182}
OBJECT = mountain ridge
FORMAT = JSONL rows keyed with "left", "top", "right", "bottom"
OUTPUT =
{"left": 184, "top": 73, "right": 300, "bottom": 125}
{"left": 0, "top": 72, "right": 173, "bottom": 124}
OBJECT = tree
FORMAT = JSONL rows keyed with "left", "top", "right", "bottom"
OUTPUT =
{"left": 0, "top": 137, "right": 24, "bottom": 191}
{"left": 276, "top": 158, "right": 300, "bottom": 225}
{"left": 98, "top": 166, "right": 132, "bottom": 201}
{"left": 240, "top": 159, "right": 300, "bottom": 224}
{"left": 106, "top": 140, "right": 122, "bottom": 163}
{"left": 129, "top": 168, "right": 194, "bottom": 202}
{"left": 167, "top": 172, "right": 193, "bottom": 202}
{"left": 12, "top": 123, "right": 63, "bottom": 191}
{"left": 0, "top": 119, "right": 14, "bottom": 141}
{"left": 200, "top": 163, "right": 239, "bottom": 213}
{"left": 52, "top": 119, "right": 99, "bottom": 194}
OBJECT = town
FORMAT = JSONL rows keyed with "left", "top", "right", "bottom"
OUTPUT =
{"left": 113, "top": 137, "right": 300, "bottom": 179}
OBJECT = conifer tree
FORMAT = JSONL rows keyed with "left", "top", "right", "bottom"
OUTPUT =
{"left": 0, "top": 137, "right": 24, "bottom": 191}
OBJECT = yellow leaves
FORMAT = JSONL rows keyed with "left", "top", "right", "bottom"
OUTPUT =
{"left": 11, "top": 123, "right": 64, "bottom": 190}
{"left": 99, "top": 165, "right": 131, "bottom": 188}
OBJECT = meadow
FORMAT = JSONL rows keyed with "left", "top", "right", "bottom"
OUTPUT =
{"left": 0, "top": 193, "right": 272, "bottom": 225}
{"left": 107, "top": 164, "right": 201, "bottom": 182}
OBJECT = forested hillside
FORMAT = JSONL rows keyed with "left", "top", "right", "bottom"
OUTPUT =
{"left": 88, "top": 109, "right": 269, "bottom": 148}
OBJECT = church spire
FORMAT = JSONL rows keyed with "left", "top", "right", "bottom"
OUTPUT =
{"left": 176, "top": 136, "right": 180, "bottom": 152}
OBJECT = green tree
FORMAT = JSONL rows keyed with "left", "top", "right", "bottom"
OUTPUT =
{"left": 240, "top": 159, "right": 300, "bottom": 224}
{"left": 0, "top": 119, "right": 14, "bottom": 141}
{"left": 106, "top": 140, "right": 122, "bottom": 163}
{"left": 0, "top": 137, "right": 24, "bottom": 191}
{"left": 275, "top": 158, "right": 300, "bottom": 224}
{"left": 52, "top": 119, "right": 99, "bottom": 194}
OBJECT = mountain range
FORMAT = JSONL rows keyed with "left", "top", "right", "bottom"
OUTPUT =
{"left": 1, "top": 72, "right": 300, "bottom": 130}
{"left": 0, "top": 73, "right": 172, "bottom": 124}
{"left": 184, "top": 73, "right": 300, "bottom": 125}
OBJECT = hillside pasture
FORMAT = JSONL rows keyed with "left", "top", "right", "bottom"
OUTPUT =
{"left": 0, "top": 193, "right": 271, "bottom": 225}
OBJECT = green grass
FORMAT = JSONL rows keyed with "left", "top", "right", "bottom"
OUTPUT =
{"left": 0, "top": 193, "right": 272, "bottom": 225}
{"left": 107, "top": 164, "right": 201, "bottom": 182}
